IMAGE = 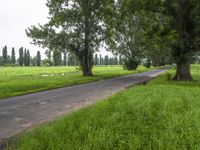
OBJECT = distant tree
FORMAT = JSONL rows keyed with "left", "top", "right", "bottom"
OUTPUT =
{"left": 94, "top": 54, "right": 98, "bottom": 66}
{"left": 67, "top": 54, "right": 73, "bottom": 66}
{"left": 31, "top": 56, "right": 37, "bottom": 66}
{"left": 19, "top": 47, "right": 24, "bottom": 66}
{"left": 25, "top": 50, "right": 31, "bottom": 66}
{"left": 2, "top": 46, "right": 8, "bottom": 65}
{"left": 53, "top": 50, "right": 62, "bottom": 66}
{"left": 100, "top": 54, "right": 102, "bottom": 66}
{"left": 119, "top": 55, "right": 123, "bottom": 65}
{"left": 45, "top": 50, "right": 53, "bottom": 66}
{"left": 63, "top": 51, "right": 67, "bottom": 66}
{"left": 7, "top": 55, "right": 12, "bottom": 65}
{"left": 11, "top": 47, "right": 16, "bottom": 64}
{"left": 114, "top": 57, "right": 118, "bottom": 65}
{"left": 0, "top": 56, "right": 3, "bottom": 65}
{"left": 24, "top": 48, "right": 27, "bottom": 66}
{"left": 104, "top": 55, "right": 109, "bottom": 66}
{"left": 36, "top": 51, "right": 41, "bottom": 66}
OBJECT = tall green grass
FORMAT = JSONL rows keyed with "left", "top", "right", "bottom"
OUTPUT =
{"left": 8, "top": 65, "right": 200, "bottom": 150}
{"left": 0, "top": 66, "right": 153, "bottom": 99}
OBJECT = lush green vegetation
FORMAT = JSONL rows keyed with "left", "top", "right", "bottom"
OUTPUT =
{"left": 8, "top": 65, "right": 200, "bottom": 149}
{"left": 0, "top": 66, "right": 153, "bottom": 99}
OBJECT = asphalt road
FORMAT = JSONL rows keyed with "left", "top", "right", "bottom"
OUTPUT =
{"left": 0, "top": 67, "right": 169, "bottom": 143}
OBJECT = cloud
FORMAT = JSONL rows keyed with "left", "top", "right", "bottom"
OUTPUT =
{"left": 0, "top": 0, "right": 48, "bottom": 57}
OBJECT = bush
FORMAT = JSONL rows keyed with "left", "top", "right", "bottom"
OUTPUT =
{"left": 123, "top": 58, "right": 140, "bottom": 70}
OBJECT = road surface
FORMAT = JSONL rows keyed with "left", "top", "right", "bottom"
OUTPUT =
{"left": 0, "top": 67, "right": 169, "bottom": 143}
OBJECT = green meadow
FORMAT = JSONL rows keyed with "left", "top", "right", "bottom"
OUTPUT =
{"left": 0, "top": 66, "right": 153, "bottom": 99}
{"left": 7, "top": 65, "right": 200, "bottom": 150}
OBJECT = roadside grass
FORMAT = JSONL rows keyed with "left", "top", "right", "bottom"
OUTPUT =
{"left": 0, "top": 66, "right": 153, "bottom": 99}
{"left": 8, "top": 65, "right": 200, "bottom": 150}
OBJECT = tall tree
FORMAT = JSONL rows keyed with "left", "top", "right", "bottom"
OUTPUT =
{"left": 100, "top": 54, "right": 102, "bottom": 66}
{"left": 24, "top": 49, "right": 27, "bottom": 66}
{"left": 141, "top": 0, "right": 200, "bottom": 81}
{"left": 53, "top": 50, "right": 62, "bottom": 66}
{"left": 19, "top": 47, "right": 24, "bottom": 66}
{"left": 104, "top": 55, "right": 109, "bottom": 66}
{"left": 63, "top": 51, "right": 67, "bottom": 66}
{"left": 105, "top": 1, "right": 145, "bottom": 70}
{"left": 26, "top": 0, "right": 113, "bottom": 76}
{"left": 25, "top": 50, "right": 31, "bottom": 66}
{"left": 31, "top": 56, "right": 37, "bottom": 66}
{"left": 36, "top": 51, "right": 41, "bottom": 66}
{"left": 2, "top": 46, "right": 8, "bottom": 65}
{"left": 45, "top": 50, "right": 53, "bottom": 66}
{"left": 11, "top": 47, "right": 16, "bottom": 64}
{"left": 94, "top": 54, "right": 98, "bottom": 65}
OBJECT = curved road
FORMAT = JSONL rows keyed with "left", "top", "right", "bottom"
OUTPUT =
{"left": 0, "top": 67, "right": 170, "bottom": 142}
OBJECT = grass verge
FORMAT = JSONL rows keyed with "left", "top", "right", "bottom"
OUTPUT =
{"left": 7, "top": 65, "right": 200, "bottom": 149}
{"left": 0, "top": 66, "right": 153, "bottom": 99}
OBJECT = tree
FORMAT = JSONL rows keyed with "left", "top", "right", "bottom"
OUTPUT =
{"left": 24, "top": 48, "right": 27, "bottom": 66}
{"left": 2, "top": 46, "right": 8, "bottom": 65}
{"left": 100, "top": 54, "right": 102, "bottom": 66}
{"left": 19, "top": 47, "right": 24, "bottom": 66}
{"left": 114, "top": 57, "right": 118, "bottom": 65}
{"left": 104, "top": 55, "right": 109, "bottom": 66}
{"left": 11, "top": 47, "right": 16, "bottom": 65}
{"left": 45, "top": 50, "right": 53, "bottom": 66}
{"left": 36, "top": 51, "right": 41, "bottom": 66}
{"left": 94, "top": 54, "right": 99, "bottom": 65}
{"left": 105, "top": 1, "right": 145, "bottom": 70}
{"left": 140, "top": 0, "right": 200, "bottom": 81}
{"left": 63, "top": 51, "right": 67, "bottom": 66}
{"left": 26, "top": 0, "right": 112, "bottom": 76}
{"left": 53, "top": 50, "right": 62, "bottom": 66}
{"left": 31, "top": 56, "right": 37, "bottom": 66}
{"left": 0, "top": 56, "right": 3, "bottom": 66}
{"left": 25, "top": 50, "right": 31, "bottom": 66}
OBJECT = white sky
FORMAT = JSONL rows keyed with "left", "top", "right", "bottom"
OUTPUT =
{"left": 0, "top": 0, "right": 111, "bottom": 59}
{"left": 0, "top": 0, "right": 49, "bottom": 58}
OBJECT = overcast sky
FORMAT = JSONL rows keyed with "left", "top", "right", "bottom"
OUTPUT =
{"left": 0, "top": 0, "right": 111, "bottom": 58}
{"left": 0, "top": 0, "right": 49, "bottom": 57}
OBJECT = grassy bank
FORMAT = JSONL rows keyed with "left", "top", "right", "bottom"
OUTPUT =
{"left": 8, "top": 65, "right": 200, "bottom": 149}
{"left": 0, "top": 66, "right": 153, "bottom": 99}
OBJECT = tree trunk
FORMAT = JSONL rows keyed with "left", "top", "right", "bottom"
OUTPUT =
{"left": 173, "top": 61, "right": 192, "bottom": 81}
{"left": 172, "top": 0, "right": 193, "bottom": 81}
{"left": 81, "top": 52, "right": 93, "bottom": 76}
{"left": 81, "top": 10, "right": 93, "bottom": 77}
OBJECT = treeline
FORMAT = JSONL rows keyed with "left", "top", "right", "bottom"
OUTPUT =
{"left": 0, "top": 46, "right": 41, "bottom": 66}
{"left": 42, "top": 50, "right": 122, "bottom": 67}
{"left": 0, "top": 46, "right": 123, "bottom": 67}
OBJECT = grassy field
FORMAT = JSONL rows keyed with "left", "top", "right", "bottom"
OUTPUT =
{"left": 0, "top": 66, "right": 153, "bottom": 99}
{"left": 8, "top": 65, "right": 200, "bottom": 150}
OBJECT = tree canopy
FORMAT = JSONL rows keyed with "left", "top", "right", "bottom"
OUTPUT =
{"left": 26, "top": 0, "right": 200, "bottom": 80}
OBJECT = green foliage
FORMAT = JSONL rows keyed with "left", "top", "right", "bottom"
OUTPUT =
{"left": 2, "top": 45, "right": 8, "bottom": 65}
{"left": 105, "top": 1, "right": 145, "bottom": 67}
{"left": 123, "top": 58, "right": 139, "bottom": 70}
{"left": 8, "top": 66, "right": 200, "bottom": 149}
{"left": 53, "top": 50, "right": 62, "bottom": 66}
{"left": 36, "top": 51, "right": 41, "bottom": 66}
{"left": 24, "top": 49, "right": 31, "bottom": 66}
{"left": 19, "top": 47, "right": 24, "bottom": 66}
{"left": 63, "top": 52, "right": 67, "bottom": 66}
{"left": 143, "top": 0, "right": 200, "bottom": 80}
{"left": 26, "top": 0, "right": 114, "bottom": 76}
{"left": 11, "top": 47, "right": 16, "bottom": 65}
